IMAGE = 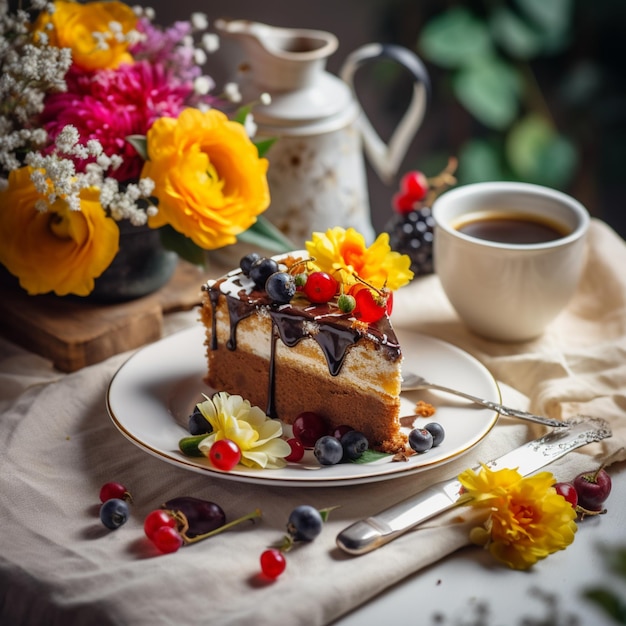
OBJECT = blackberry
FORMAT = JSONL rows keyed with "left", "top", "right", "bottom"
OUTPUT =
{"left": 386, "top": 204, "right": 436, "bottom": 276}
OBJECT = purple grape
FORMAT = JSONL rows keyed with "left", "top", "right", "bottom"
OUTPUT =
{"left": 188, "top": 405, "right": 212, "bottom": 435}
{"left": 163, "top": 496, "right": 225, "bottom": 538}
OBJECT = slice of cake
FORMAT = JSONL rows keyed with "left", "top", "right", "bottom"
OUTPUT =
{"left": 200, "top": 227, "right": 414, "bottom": 453}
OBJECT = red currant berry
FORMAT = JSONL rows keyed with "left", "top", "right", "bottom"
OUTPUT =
{"left": 144, "top": 509, "right": 176, "bottom": 541}
{"left": 400, "top": 170, "right": 429, "bottom": 202}
{"left": 349, "top": 284, "right": 388, "bottom": 324}
{"left": 99, "top": 481, "right": 131, "bottom": 503}
{"left": 152, "top": 526, "right": 183, "bottom": 554}
{"left": 392, "top": 191, "right": 416, "bottom": 215}
{"left": 209, "top": 439, "right": 242, "bottom": 471}
{"left": 285, "top": 438, "right": 305, "bottom": 463}
{"left": 554, "top": 482, "right": 578, "bottom": 508}
{"left": 260, "top": 549, "right": 286, "bottom": 579}
{"left": 292, "top": 412, "right": 328, "bottom": 448}
{"left": 303, "top": 271, "right": 338, "bottom": 304}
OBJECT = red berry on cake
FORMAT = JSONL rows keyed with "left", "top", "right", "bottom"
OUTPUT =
{"left": 303, "top": 271, "right": 338, "bottom": 304}
{"left": 349, "top": 283, "right": 389, "bottom": 324}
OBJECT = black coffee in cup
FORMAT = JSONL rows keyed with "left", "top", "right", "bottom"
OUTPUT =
{"left": 454, "top": 211, "right": 570, "bottom": 245}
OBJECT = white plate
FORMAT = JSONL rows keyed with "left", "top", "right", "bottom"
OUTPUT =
{"left": 106, "top": 325, "right": 500, "bottom": 487}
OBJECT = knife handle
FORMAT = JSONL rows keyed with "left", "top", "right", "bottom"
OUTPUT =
{"left": 336, "top": 483, "right": 459, "bottom": 555}
{"left": 336, "top": 416, "right": 612, "bottom": 556}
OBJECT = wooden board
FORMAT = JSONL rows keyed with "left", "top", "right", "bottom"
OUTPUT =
{"left": 0, "top": 261, "right": 213, "bottom": 372}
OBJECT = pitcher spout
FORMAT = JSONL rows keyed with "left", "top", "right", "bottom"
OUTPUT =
{"left": 215, "top": 19, "right": 338, "bottom": 91}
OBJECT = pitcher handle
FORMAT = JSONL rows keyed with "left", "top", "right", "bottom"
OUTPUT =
{"left": 339, "top": 43, "right": 430, "bottom": 185}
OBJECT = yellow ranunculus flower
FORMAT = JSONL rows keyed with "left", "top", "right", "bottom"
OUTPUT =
{"left": 34, "top": 0, "right": 137, "bottom": 71}
{"left": 458, "top": 464, "right": 578, "bottom": 571}
{"left": 0, "top": 167, "right": 119, "bottom": 296}
{"left": 306, "top": 227, "right": 414, "bottom": 291}
{"left": 196, "top": 392, "right": 291, "bottom": 470}
{"left": 142, "top": 108, "right": 270, "bottom": 250}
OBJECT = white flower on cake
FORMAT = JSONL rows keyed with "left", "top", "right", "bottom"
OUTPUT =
{"left": 197, "top": 392, "right": 291, "bottom": 469}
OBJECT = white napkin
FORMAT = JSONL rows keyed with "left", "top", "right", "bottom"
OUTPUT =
{"left": 0, "top": 219, "right": 624, "bottom": 626}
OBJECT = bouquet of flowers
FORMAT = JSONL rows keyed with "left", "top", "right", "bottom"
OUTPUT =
{"left": 0, "top": 0, "right": 289, "bottom": 298}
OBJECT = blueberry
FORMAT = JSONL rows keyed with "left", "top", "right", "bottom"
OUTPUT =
{"left": 340, "top": 430, "right": 368, "bottom": 461}
{"left": 265, "top": 271, "right": 296, "bottom": 304}
{"left": 287, "top": 505, "right": 323, "bottom": 541}
{"left": 240, "top": 252, "right": 261, "bottom": 276}
{"left": 100, "top": 498, "right": 130, "bottom": 530}
{"left": 314, "top": 435, "right": 343, "bottom": 465}
{"left": 249, "top": 257, "right": 279, "bottom": 289}
{"left": 424, "top": 422, "right": 445, "bottom": 447}
{"left": 408, "top": 428, "right": 433, "bottom": 454}
{"left": 188, "top": 405, "right": 212, "bottom": 436}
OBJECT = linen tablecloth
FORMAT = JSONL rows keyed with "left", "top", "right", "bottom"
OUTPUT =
{"left": 1, "top": 219, "right": 625, "bottom": 626}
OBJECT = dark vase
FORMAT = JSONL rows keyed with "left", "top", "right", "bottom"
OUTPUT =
{"left": 89, "top": 221, "right": 178, "bottom": 302}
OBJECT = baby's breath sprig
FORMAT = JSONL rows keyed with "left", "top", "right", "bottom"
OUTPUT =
{"left": 23, "top": 124, "right": 158, "bottom": 224}
{"left": 0, "top": 1, "right": 71, "bottom": 174}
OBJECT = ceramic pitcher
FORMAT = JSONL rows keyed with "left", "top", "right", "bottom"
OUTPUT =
{"left": 216, "top": 19, "right": 430, "bottom": 246}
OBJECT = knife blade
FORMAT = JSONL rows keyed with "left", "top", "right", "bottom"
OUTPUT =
{"left": 336, "top": 415, "right": 611, "bottom": 555}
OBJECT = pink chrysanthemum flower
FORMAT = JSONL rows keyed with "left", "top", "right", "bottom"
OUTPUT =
{"left": 132, "top": 17, "right": 200, "bottom": 85}
{"left": 40, "top": 61, "right": 194, "bottom": 181}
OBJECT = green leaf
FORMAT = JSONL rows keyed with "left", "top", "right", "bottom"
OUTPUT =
{"left": 254, "top": 137, "right": 276, "bottom": 158}
{"left": 490, "top": 7, "right": 544, "bottom": 59}
{"left": 419, "top": 7, "right": 492, "bottom": 69}
{"left": 350, "top": 449, "right": 391, "bottom": 464}
{"left": 233, "top": 104, "right": 253, "bottom": 125}
{"left": 159, "top": 225, "right": 206, "bottom": 267}
{"left": 506, "top": 113, "right": 577, "bottom": 186}
{"left": 457, "top": 139, "right": 504, "bottom": 184}
{"left": 506, "top": 114, "right": 551, "bottom": 177}
{"left": 126, "top": 134, "right": 148, "bottom": 160}
{"left": 516, "top": 0, "right": 573, "bottom": 35}
{"left": 318, "top": 506, "right": 340, "bottom": 522}
{"left": 237, "top": 215, "right": 294, "bottom": 253}
{"left": 515, "top": 0, "right": 573, "bottom": 53}
{"left": 534, "top": 135, "right": 577, "bottom": 187}
{"left": 453, "top": 57, "right": 522, "bottom": 130}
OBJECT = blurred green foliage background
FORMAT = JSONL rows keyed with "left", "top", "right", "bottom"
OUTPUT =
{"left": 378, "top": 0, "right": 626, "bottom": 236}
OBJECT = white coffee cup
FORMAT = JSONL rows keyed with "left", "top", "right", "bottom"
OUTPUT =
{"left": 432, "top": 182, "right": 590, "bottom": 342}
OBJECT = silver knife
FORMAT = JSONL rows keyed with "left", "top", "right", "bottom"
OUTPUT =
{"left": 336, "top": 415, "right": 612, "bottom": 555}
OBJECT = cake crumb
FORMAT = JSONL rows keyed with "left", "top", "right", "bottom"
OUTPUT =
{"left": 392, "top": 450, "right": 410, "bottom": 462}
{"left": 415, "top": 400, "right": 436, "bottom": 417}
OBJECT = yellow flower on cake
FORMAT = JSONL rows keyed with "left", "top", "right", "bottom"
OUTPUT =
{"left": 33, "top": 0, "right": 138, "bottom": 71}
{"left": 306, "top": 226, "right": 414, "bottom": 291}
{"left": 0, "top": 167, "right": 120, "bottom": 296}
{"left": 142, "top": 108, "right": 271, "bottom": 251}
{"left": 458, "top": 464, "right": 577, "bottom": 571}
{"left": 196, "top": 392, "right": 291, "bottom": 469}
